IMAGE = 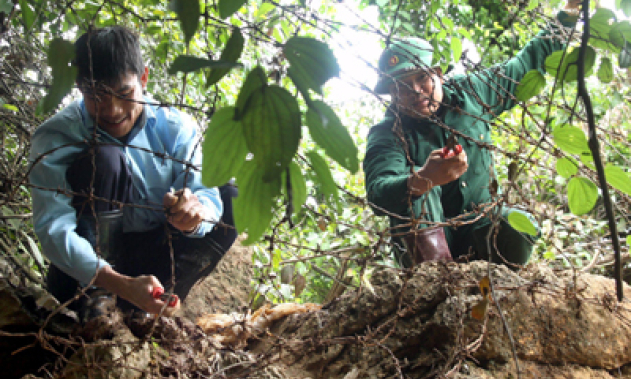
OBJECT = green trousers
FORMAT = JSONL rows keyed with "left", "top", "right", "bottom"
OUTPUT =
{"left": 393, "top": 202, "right": 539, "bottom": 269}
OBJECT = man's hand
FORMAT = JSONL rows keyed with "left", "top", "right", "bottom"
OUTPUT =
{"left": 408, "top": 149, "right": 469, "bottom": 196}
{"left": 94, "top": 265, "right": 180, "bottom": 316}
{"left": 163, "top": 188, "right": 206, "bottom": 233}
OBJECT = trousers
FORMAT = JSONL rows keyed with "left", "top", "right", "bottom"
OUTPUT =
{"left": 47, "top": 144, "right": 238, "bottom": 309}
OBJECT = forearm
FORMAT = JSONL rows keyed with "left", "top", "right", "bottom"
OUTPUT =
{"left": 93, "top": 265, "right": 132, "bottom": 295}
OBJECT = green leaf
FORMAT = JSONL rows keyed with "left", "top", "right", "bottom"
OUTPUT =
{"left": 620, "top": 40, "right": 631, "bottom": 69}
{"left": 580, "top": 151, "right": 596, "bottom": 170}
{"left": 272, "top": 250, "right": 281, "bottom": 270}
{"left": 451, "top": 37, "right": 462, "bottom": 63}
{"left": 284, "top": 161, "right": 307, "bottom": 214}
{"left": 234, "top": 160, "right": 281, "bottom": 245}
{"left": 525, "top": 0, "right": 539, "bottom": 11}
{"left": 3, "top": 103, "right": 18, "bottom": 112}
{"left": 622, "top": 0, "right": 631, "bottom": 17}
{"left": 516, "top": 70, "right": 546, "bottom": 102}
{"left": 256, "top": 2, "right": 275, "bottom": 19}
{"left": 202, "top": 107, "right": 248, "bottom": 187}
{"left": 37, "top": 38, "right": 77, "bottom": 115}
{"left": 553, "top": 125, "right": 589, "bottom": 155}
{"left": 507, "top": 211, "right": 538, "bottom": 237}
{"left": 207, "top": 29, "right": 244, "bottom": 87}
{"left": 457, "top": 27, "right": 472, "bottom": 41}
{"left": 306, "top": 101, "right": 359, "bottom": 173}
{"left": 567, "top": 177, "right": 598, "bottom": 216}
{"left": 285, "top": 37, "right": 340, "bottom": 95}
{"left": 627, "top": 235, "right": 631, "bottom": 248}
{"left": 235, "top": 66, "right": 267, "bottom": 119}
{"left": 0, "top": 0, "right": 12, "bottom": 13}
{"left": 604, "top": 165, "right": 631, "bottom": 196}
{"left": 610, "top": 21, "right": 631, "bottom": 50}
{"left": 218, "top": 0, "right": 247, "bottom": 19}
{"left": 169, "top": 0, "right": 200, "bottom": 45}
{"left": 545, "top": 47, "right": 596, "bottom": 82}
{"left": 242, "top": 86, "right": 302, "bottom": 181}
{"left": 597, "top": 57, "right": 614, "bottom": 83}
{"left": 19, "top": 0, "right": 34, "bottom": 30}
{"left": 306, "top": 150, "right": 339, "bottom": 208}
{"left": 556, "top": 157, "right": 578, "bottom": 179}
{"left": 168, "top": 55, "right": 242, "bottom": 75}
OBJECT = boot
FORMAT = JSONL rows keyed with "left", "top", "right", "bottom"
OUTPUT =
{"left": 403, "top": 227, "right": 452, "bottom": 266}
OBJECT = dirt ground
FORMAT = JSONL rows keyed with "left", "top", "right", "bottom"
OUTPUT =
{"left": 180, "top": 236, "right": 254, "bottom": 321}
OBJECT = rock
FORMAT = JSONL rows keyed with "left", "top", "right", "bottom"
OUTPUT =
{"left": 180, "top": 236, "right": 253, "bottom": 320}
{"left": 0, "top": 278, "right": 78, "bottom": 379}
{"left": 254, "top": 262, "right": 631, "bottom": 378}
{"left": 62, "top": 327, "right": 151, "bottom": 379}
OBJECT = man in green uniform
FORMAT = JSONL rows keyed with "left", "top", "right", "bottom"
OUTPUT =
{"left": 364, "top": 1, "right": 581, "bottom": 268}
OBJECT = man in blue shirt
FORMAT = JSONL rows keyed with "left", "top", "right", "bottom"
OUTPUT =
{"left": 29, "top": 26, "right": 237, "bottom": 318}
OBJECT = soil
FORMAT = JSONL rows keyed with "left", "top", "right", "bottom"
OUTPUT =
{"left": 180, "top": 235, "right": 254, "bottom": 321}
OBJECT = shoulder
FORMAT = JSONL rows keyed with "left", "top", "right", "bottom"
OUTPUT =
{"left": 31, "top": 101, "right": 86, "bottom": 149}
{"left": 148, "top": 101, "right": 199, "bottom": 136}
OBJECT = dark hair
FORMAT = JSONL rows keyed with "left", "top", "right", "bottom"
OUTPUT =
{"left": 74, "top": 26, "right": 145, "bottom": 86}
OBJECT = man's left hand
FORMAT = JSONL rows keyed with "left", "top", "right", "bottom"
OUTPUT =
{"left": 163, "top": 188, "right": 206, "bottom": 233}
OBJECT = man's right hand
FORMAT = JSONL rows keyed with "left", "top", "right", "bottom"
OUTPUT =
{"left": 408, "top": 148, "right": 469, "bottom": 196}
{"left": 94, "top": 265, "right": 180, "bottom": 316}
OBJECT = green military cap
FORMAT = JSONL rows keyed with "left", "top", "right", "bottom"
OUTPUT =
{"left": 374, "top": 37, "right": 434, "bottom": 94}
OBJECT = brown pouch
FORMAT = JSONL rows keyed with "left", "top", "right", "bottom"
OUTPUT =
{"left": 403, "top": 227, "right": 452, "bottom": 266}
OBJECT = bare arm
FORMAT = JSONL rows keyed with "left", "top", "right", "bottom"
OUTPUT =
{"left": 94, "top": 265, "right": 180, "bottom": 316}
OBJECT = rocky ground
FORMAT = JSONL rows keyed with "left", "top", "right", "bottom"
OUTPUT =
{"left": 2, "top": 243, "right": 631, "bottom": 378}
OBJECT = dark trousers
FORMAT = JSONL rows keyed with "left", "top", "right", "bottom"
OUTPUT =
{"left": 47, "top": 144, "right": 237, "bottom": 309}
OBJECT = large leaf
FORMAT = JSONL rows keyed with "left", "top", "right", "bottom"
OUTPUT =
{"left": 285, "top": 37, "right": 340, "bottom": 95}
{"left": 18, "top": 0, "right": 34, "bottom": 30}
{"left": 168, "top": 55, "right": 242, "bottom": 75}
{"left": 306, "top": 100, "right": 359, "bottom": 173}
{"left": 609, "top": 21, "right": 631, "bottom": 50}
{"left": 556, "top": 157, "right": 578, "bottom": 179}
{"left": 37, "top": 38, "right": 77, "bottom": 115}
{"left": 622, "top": 0, "right": 631, "bottom": 17}
{"left": 451, "top": 37, "right": 462, "bottom": 63}
{"left": 202, "top": 107, "right": 248, "bottom": 187}
{"left": 218, "top": 0, "right": 247, "bottom": 19}
{"left": 169, "top": 0, "right": 200, "bottom": 45}
{"left": 620, "top": 40, "right": 631, "bottom": 69}
{"left": 235, "top": 66, "right": 267, "bottom": 118}
{"left": 507, "top": 211, "right": 538, "bottom": 237}
{"left": 234, "top": 160, "right": 281, "bottom": 245}
{"left": 0, "top": 0, "right": 12, "bottom": 13}
{"left": 604, "top": 164, "right": 631, "bottom": 195}
{"left": 306, "top": 150, "right": 339, "bottom": 209}
{"left": 597, "top": 57, "right": 614, "bottom": 83}
{"left": 545, "top": 47, "right": 596, "bottom": 82}
{"left": 567, "top": 177, "right": 598, "bottom": 216}
{"left": 515, "top": 70, "right": 546, "bottom": 102}
{"left": 553, "top": 125, "right": 589, "bottom": 155}
{"left": 241, "top": 85, "right": 302, "bottom": 181}
{"left": 282, "top": 161, "right": 307, "bottom": 215}
{"left": 207, "top": 28, "right": 244, "bottom": 87}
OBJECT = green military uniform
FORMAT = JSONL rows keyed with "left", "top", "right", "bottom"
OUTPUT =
{"left": 364, "top": 12, "right": 575, "bottom": 267}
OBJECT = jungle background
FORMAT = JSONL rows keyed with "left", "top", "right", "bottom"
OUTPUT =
{"left": 3, "top": 0, "right": 631, "bottom": 377}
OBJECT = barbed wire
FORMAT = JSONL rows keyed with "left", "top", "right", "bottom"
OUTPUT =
{"left": 2, "top": 0, "right": 631, "bottom": 377}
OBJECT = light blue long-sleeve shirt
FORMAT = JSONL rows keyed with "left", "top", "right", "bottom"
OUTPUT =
{"left": 29, "top": 98, "right": 222, "bottom": 285}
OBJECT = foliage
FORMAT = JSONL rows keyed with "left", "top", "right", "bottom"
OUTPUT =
{"left": 2, "top": 0, "right": 631, "bottom": 308}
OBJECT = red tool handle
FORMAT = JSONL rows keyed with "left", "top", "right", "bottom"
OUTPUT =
{"left": 441, "top": 144, "right": 463, "bottom": 158}
{"left": 151, "top": 287, "right": 179, "bottom": 307}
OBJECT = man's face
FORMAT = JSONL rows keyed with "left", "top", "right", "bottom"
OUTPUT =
{"left": 390, "top": 68, "right": 444, "bottom": 118}
{"left": 79, "top": 67, "right": 149, "bottom": 139}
